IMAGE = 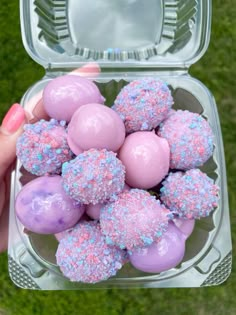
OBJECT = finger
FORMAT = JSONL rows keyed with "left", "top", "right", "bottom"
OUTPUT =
{"left": 0, "top": 200, "right": 9, "bottom": 253}
{"left": 0, "top": 103, "right": 27, "bottom": 180}
{"left": 25, "top": 62, "right": 101, "bottom": 122}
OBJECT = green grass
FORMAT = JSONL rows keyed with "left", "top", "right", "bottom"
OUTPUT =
{"left": 0, "top": 0, "right": 235, "bottom": 314}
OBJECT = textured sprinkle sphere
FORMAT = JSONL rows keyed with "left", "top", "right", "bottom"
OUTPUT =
{"left": 157, "top": 110, "right": 214, "bottom": 170}
{"left": 62, "top": 149, "right": 125, "bottom": 205}
{"left": 112, "top": 78, "right": 173, "bottom": 133}
{"left": 16, "top": 119, "right": 73, "bottom": 176}
{"left": 15, "top": 175, "right": 85, "bottom": 234}
{"left": 56, "top": 221, "right": 127, "bottom": 283}
{"left": 100, "top": 189, "right": 171, "bottom": 250}
{"left": 160, "top": 169, "right": 219, "bottom": 219}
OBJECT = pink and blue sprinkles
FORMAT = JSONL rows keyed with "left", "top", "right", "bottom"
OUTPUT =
{"left": 56, "top": 221, "right": 127, "bottom": 283}
{"left": 160, "top": 169, "right": 219, "bottom": 219}
{"left": 100, "top": 189, "right": 171, "bottom": 250}
{"left": 112, "top": 78, "right": 173, "bottom": 133}
{"left": 157, "top": 110, "right": 214, "bottom": 170}
{"left": 16, "top": 119, "right": 73, "bottom": 176}
{"left": 61, "top": 149, "right": 125, "bottom": 205}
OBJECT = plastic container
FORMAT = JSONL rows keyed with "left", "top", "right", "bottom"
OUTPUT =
{"left": 8, "top": 0, "right": 232, "bottom": 289}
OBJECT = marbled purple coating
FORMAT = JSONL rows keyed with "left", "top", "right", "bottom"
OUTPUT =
{"left": 100, "top": 189, "right": 171, "bottom": 250}
{"left": 158, "top": 110, "right": 214, "bottom": 170}
{"left": 15, "top": 175, "right": 85, "bottom": 234}
{"left": 129, "top": 222, "right": 186, "bottom": 273}
{"left": 113, "top": 78, "right": 173, "bottom": 133}
{"left": 56, "top": 221, "right": 127, "bottom": 283}
{"left": 160, "top": 169, "right": 219, "bottom": 219}
{"left": 67, "top": 103, "right": 125, "bottom": 155}
{"left": 16, "top": 119, "right": 73, "bottom": 176}
{"left": 43, "top": 75, "right": 105, "bottom": 122}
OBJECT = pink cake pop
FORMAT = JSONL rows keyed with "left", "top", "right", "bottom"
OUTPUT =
{"left": 61, "top": 149, "right": 125, "bottom": 205}
{"left": 100, "top": 189, "right": 171, "bottom": 250}
{"left": 15, "top": 175, "right": 85, "bottom": 234}
{"left": 118, "top": 131, "right": 170, "bottom": 189}
{"left": 43, "top": 75, "right": 105, "bottom": 122}
{"left": 56, "top": 221, "right": 127, "bottom": 283}
{"left": 67, "top": 103, "right": 125, "bottom": 155}
{"left": 173, "top": 218, "right": 195, "bottom": 239}
{"left": 157, "top": 110, "right": 214, "bottom": 170}
{"left": 16, "top": 119, "right": 73, "bottom": 176}
{"left": 129, "top": 222, "right": 186, "bottom": 273}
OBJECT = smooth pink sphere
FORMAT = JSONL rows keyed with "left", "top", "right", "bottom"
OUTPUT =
{"left": 118, "top": 131, "right": 170, "bottom": 189}
{"left": 173, "top": 218, "right": 195, "bottom": 239}
{"left": 129, "top": 222, "right": 186, "bottom": 273}
{"left": 67, "top": 103, "right": 126, "bottom": 155}
{"left": 43, "top": 75, "right": 105, "bottom": 122}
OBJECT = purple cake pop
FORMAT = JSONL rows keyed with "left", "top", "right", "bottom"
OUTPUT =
{"left": 62, "top": 149, "right": 125, "bottom": 205}
{"left": 56, "top": 221, "right": 127, "bottom": 283}
{"left": 100, "top": 189, "right": 171, "bottom": 250}
{"left": 173, "top": 218, "right": 195, "bottom": 239}
{"left": 15, "top": 175, "right": 85, "bottom": 234}
{"left": 157, "top": 110, "right": 214, "bottom": 170}
{"left": 43, "top": 75, "right": 105, "bottom": 122}
{"left": 129, "top": 222, "right": 186, "bottom": 273}
{"left": 113, "top": 78, "right": 173, "bottom": 133}
{"left": 16, "top": 119, "right": 73, "bottom": 176}
{"left": 160, "top": 169, "right": 219, "bottom": 219}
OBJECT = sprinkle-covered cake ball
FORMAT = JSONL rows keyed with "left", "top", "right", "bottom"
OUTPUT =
{"left": 112, "top": 78, "right": 173, "bottom": 133}
{"left": 56, "top": 221, "right": 127, "bottom": 283}
{"left": 118, "top": 131, "right": 170, "bottom": 189}
{"left": 160, "top": 169, "right": 219, "bottom": 219}
{"left": 100, "top": 189, "right": 171, "bottom": 250}
{"left": 16, "top": 119, "right": 73, "bottom": 176}
{"left": 43, "top": 75, "right": 105, "bottom": 122}
{"left": 62, "top": 149, "right": 125, "bottom": 205}
{"left": 15, "top": 176, "right": 85, "bottom": 234}
{"left": 129, "top": 222, "right": 186, "bottom": 273}
{"left": 67, "top": 103, "right": 125, "bottom": 155}
{"left": 157, "top": 110, "right": 214, "bottom": 170}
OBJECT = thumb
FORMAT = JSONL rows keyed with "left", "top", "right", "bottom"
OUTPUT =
{"left": 0, "top": 103, "right": 27, "bottom": 179}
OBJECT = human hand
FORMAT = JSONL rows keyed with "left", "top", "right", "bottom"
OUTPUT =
{"left": 0, "top": 63, "right": 100, "bottom": 253}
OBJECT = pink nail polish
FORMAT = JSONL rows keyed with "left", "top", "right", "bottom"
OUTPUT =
{"left": 1, "top": 103, "right": 25, "bottom": 135}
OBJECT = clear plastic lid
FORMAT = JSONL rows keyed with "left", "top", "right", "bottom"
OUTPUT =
{"left": 20, "top": 0, "right": 211, "bottom": 69}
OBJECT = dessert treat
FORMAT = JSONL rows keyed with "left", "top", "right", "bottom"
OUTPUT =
{"left": 100, "top": 189, "right": 171, "bottom": 250}
{"left": 86, "top": 184, "right": 131, "bottom": 220}
{"left": 173, "top": 218, "right": 195, "bottom": 239}
{"left": 160, "top": 169, "right": 219, "bottom": 219}
{"left": 15, "top": 175, "right": 85, "bottom": 234}
{"left": 118, "top": 131, "right": 170, "bottom": 189}
{"left": 129, "top": 222, "right": 186, "bottom": 273}
{"left": 16, "top": 119, "right": 73, "bottom": 176}
{"left": 67, "top": 103, "right": 125, "bottom": 155}
{"left": 158, "top": 110, "right": 214, "bottom": 170}
{"left": 43, "top": 75, "right": 105, "bottom": 122}
{"left": 113, "top": 78, "right": 173, "bottom": 133}
{"left": 62, "top": 149, "right": 125, "bottom": 204}
{"left": 56, "top": 221, "right": 126, "bottom": 283}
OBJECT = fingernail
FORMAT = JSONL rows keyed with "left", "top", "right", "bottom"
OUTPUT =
{"left": 1, "top": 103, "right": 25, "bottom": 135}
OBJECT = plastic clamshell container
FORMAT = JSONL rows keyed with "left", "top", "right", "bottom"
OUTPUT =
{"left": 8, "top": 0, "right": 232, "bottom": 289}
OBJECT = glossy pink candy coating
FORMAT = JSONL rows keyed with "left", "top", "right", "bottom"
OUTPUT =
{"left": 15, "top": 176, "right": 85, "bottom": 234}
{"left": 173, "top": 218, "right": 195, "bottom": 239}
{"left": 129, "top": 222, "right": 186, "bottom": 273}
{"left": 118, "top": 131, "right": 170, "bottom": 189}
{"left": 67, "top": 103, "right": 125, "bottom": 155}
{"left": 43, "top": 75, "right": 105, "bottom": 122}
